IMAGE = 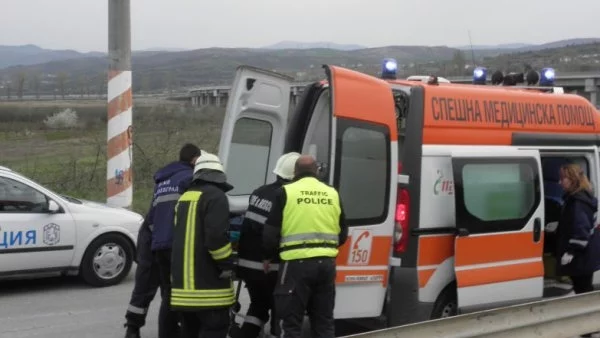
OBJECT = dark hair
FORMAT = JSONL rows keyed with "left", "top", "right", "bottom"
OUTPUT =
{"left": 179, "top": 143, "right": 201, "bottom": 163}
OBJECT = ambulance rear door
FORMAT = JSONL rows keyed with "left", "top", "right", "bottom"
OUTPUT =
{"left": 217, "top": 66, "right": 293, "bottom": 213}
{"left": 450, "top": 147, "right": 544, "bottom": 313}
{"left": 323, "top": 65, "right": 398, "bottom": 319}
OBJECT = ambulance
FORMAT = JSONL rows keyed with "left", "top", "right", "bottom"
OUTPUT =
{"left": 217, "top": 61, "right": 600, "bottom": 331}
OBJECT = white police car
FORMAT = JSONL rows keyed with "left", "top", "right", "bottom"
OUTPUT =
{"left": 0, "top": 166, "right": 142, "bottom": 287}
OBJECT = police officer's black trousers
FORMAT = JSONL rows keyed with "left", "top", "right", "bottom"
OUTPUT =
{"left": 274, "top": 257, "right": 336, "bottom": 338}
{"left": 180, "top": 308, "right": 230, "bottom": 338}
{"left": 155, "top": 249, "right": 181, "bottom": 338}
{"left": 240, "top": 273, "right": 278, "bottom": 337}
{"left": 125, "top": 225, "right": 160, "bottom": 328}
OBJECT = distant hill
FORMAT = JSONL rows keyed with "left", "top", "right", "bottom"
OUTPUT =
{"left": 0, "top": 39, "right": 598, "bottom": 98}
{"left": 0, "top": 44, "right": 104, "bottom": 68}
{"left": 262, "top": 41, "right": 367, "bottom": 51}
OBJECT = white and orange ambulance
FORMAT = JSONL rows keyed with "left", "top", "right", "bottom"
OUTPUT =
{"left": 217, "top": 62, "right": 600, "bottom": 331}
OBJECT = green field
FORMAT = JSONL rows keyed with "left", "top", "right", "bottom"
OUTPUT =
{"left": 0, "top": 99, "right": 225, "bottom": 215}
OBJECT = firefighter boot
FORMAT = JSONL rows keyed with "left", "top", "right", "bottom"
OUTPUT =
{"left": 124, "top": 325, "right": 141, "bottom": 338}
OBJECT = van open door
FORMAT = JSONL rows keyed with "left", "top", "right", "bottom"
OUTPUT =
{"left": 323, "top": 65, "right": 398, "bottom": 319}
{"left": 451, "top": 148, "right": 544, "bottom": 313}
{"left": 217, "top": 66, "right": 293, "bottom": 213}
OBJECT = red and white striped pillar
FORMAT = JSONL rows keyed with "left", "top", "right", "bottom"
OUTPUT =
{"left": 106, "top": 70, "right": 133, "bottom": 208}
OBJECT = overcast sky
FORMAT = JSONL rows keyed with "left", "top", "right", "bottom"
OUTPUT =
{"left": 3, "top": 0, "right": 600, "bottom": 52}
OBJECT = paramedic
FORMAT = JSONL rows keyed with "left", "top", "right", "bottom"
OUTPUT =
{"left": 556, "top": 163, "right": 600, "bottom": 337}
{"left": 124, "top": 143, "right": 201, "bottom": 338}
{"left": 263, "top": 155, "right": 348, "bottom": 338}
{"left": 170, "top": 152, "right": 236, "bottom": 338}
{"left": 233, "top": 152, "right": 301, "bottom": 338}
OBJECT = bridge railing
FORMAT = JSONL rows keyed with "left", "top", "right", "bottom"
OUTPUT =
{"left": 342, "top": 290, "right": 600, "bottom": 338}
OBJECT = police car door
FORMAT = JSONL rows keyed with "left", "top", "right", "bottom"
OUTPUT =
{"left": 451, "top": 147, "right": 544, "bottom": 313}
{"left": 0, "top": 174, "right": 76, "bottom": 273}
{"left": 217, "top": 66, "right": 293, "bottom": 213}
{"left": 323, "top": 65, "right": 398, "bottom": 319}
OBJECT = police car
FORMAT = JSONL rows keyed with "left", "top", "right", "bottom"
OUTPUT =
{"left": 0, "top": 166, "right": 142, "bottom": 287}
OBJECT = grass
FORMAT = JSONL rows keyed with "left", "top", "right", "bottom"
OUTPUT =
{"left": 0, "top": 99, "right": 226, "bottom": 216}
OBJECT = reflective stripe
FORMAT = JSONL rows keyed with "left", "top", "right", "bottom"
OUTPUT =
{"left": 280, "top": 232, "right": 338, "bottom": 244}
{"left": 127, "top": 304, "right": 147, "bottom": 314}
{"left": 237, "top": 258, "right": 279, "bottom": 271}
{"left": 152, "top": 193, "right": 182, "bottom": 206}
{"left": 172, "top": 287, "right": 234, "bottom": 298}
{"left": 245, "top": 211, "right": 267, "bottom": 224}
{"left": 180, "top": 191, "right": 202, "bottom": 290}
{"left": 569, "top": 239, "right": 588, "bottom": 247}
{"left": 171, "top": 295, "right": 236, "bottom": 307}
{"left": 210, "top": 242, "right": 233, "bottom": 261}
{"left": 243, "top": 315, "right": 265, "bottom": 327}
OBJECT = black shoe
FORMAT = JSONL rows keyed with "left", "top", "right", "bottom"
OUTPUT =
{"left": 124, "top": 325, "right": 141, "bottom": 338}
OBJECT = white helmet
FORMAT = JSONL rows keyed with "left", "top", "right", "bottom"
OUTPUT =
{"left": 273, "top": 152, "right": 301, "bottom": 180}
{"left": 194, "top": 152, "right": 225, "bottom": 174}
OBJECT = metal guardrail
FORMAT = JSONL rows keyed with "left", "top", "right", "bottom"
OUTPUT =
{"left": 343, "top": 291, "right": 600, "bottom": 338}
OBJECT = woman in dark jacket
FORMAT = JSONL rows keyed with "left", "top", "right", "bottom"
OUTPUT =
{"left": 556, "top": 163, "right": 600, "bottom": 295}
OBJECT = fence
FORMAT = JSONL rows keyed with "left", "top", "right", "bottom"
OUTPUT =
{"left": 343, "top": 291, "right": 600, "bottom": 338}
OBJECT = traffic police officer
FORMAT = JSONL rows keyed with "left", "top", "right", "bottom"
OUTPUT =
{"left": 170, "top": 152, "right": 236, "bottom": 338}
{"left": 233, "top": 152, "right": 301, "bottom": 338}
{"left": 263, "top": 155, "right": 348, "bottom": 338}
{"left": 124, "top": 143, "right": 201, "bottom": 338}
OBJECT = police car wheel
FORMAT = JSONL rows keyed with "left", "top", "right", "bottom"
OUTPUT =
{"left": 79, "top": 233, "right": 134, "bottom": 287}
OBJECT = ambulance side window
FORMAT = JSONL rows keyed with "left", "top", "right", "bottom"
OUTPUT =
{"left": 454, "top": 158, "right": 540, "bottom": 234}
{"left": 334, "top": 118, "right": 390, "bottom": 225}
{"left": 226, "top": 118, "right": 273, "bottom": 196}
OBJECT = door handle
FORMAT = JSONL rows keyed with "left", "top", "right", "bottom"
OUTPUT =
{"left": 533, "top": 218, "right": 542, "bottom": 243}
{"left": 457, "top": 228, "right": 470, "bottom": 237}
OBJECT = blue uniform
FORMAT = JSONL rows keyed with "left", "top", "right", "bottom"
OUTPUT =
{"left": 147, "top": 161, "right": 194, "bottom": 252}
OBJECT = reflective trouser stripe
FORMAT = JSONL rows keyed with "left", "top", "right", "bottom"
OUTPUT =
{"left": 127, "top": 304, "right": 147, "bottom": 315}
{"left": 238, "top": 258, "right": 279, "bottom": 271}
{"left": 243, "top": 315, "right": 265, "bottom": 327}
{"left": 280, "top": 232, "right": 338, "bottom": 244}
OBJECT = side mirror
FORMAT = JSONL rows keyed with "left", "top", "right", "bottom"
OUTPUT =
{"left": 48, "top": 200, "right": 61, "bottom": 213}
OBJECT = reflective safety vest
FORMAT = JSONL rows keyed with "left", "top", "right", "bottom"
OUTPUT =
{"left": 170, "top": 189, "right": 235, "bottom": 310}
{"left": 280, "top": 176, "right": 342, "bottom": 260}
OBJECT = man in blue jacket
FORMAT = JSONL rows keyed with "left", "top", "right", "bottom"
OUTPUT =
{"left": 146, "top": 143, "right": 201, "bottom": 338}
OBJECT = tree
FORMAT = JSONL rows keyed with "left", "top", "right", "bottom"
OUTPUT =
{"left": 31, "top": 72, "right": 41, "bottom": 99}
{"left": 452, "top": 50, "right": 467, "bottom": 76}
{"left": 14, "top": 72, "right": 26, "bottom": 100}
{"left": 57, "top": 72, "right": 67, "bottom": 99}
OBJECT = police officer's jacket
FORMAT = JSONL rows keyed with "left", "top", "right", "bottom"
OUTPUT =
{"left": 147, "top": 161, "right": 193, "bottom": 251}
{"left": 237, "top": 180, "right": 284, "bottom": 279}
{"left": 263, "top": 173, "right": 348, "bottom": 261}
{"left": 170, "top": 169, "right": 236, "bottom": 311}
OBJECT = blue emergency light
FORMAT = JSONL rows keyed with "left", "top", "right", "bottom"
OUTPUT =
{"left": 473, "top": 67, "right": 487, "bottom": 85}
{"left": 540, "top": 68, "right": 556, "bottom": 86}
{"left": 381, "top": 58, "right": 398, "bottom": 80}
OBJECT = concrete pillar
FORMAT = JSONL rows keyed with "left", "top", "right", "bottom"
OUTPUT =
{"left": 584, "top": 78, "right": 598, "bottom": 107}
{"left": 591, "top": 91, "right": 598, "bottom": 107}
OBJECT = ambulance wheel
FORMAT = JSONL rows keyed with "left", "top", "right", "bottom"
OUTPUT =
{"left": 80, "top": 233, "right": 134, "bottom": 287}
{"left": 430, "top": 283, "right": 458, "bottom": 319}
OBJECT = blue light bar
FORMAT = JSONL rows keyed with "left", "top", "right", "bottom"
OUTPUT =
{"left": 381, "top": 58, "right": 397, "bottom": 80}
{"left": 540, "top": 68, "right": 556, "bottom": 86}
{"left": 473, "top": 67, "right": 487, "bottom": 85}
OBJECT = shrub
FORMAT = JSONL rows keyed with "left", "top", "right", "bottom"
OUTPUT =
{"left": 44, "top": 108, "right": 79, "bottom": 129}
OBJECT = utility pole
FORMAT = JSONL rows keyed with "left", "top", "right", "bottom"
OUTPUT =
{"left": 107, "top": 0, "right": 133, "bottom": 208}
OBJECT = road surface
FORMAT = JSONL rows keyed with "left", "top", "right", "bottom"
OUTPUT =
{"left": 0, "top": 267, "right": 251, "bottom": 338}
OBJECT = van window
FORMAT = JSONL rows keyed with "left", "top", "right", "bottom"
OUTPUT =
{"left": 454, "top": 158, "right": 540, "bottom": 234}
{"left": 334, "top": 118, "right": 390, "bottom": 225}
{"left": 393, "top": 88, "right": 410, "bottom": 163}
{"left": 303, "top": 89, "right": 331, "bottom": 181}
{"left": 226, "top": 118, "right": 273, "bottom": 196}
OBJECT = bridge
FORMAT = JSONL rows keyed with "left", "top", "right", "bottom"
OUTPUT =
{"left": 186, "top": 71, "right": 600, "bottom": 109}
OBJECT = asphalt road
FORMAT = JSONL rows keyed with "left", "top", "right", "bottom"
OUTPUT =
{"left": 0, "top": 267, "right": 251, "bottom": 338}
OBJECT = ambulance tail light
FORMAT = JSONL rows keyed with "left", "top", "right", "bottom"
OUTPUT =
{"left": 394, "top": 188, "right": 410, "bottom": 253}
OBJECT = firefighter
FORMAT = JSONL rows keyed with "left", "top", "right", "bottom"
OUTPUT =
{"left": 170, "top": 152, "right": 236, "bottom": 338}
{"left": 263, "top": 155, "right": 348, "bottom": 338}
{"left": 149, "top": 143, "right": 201, "bottom": 338}
{"left": 231, "top": 152, "right": 301, "bottom": 338}
{"left": 124, "top": 143, "right": 201, "bottom": 338}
